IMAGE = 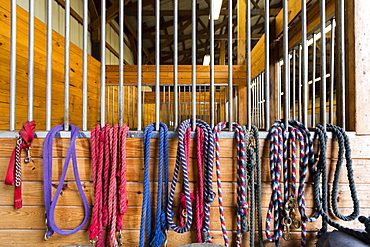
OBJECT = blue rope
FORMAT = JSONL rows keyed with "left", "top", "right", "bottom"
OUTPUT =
{"left": 139, "top": 122, "right": 169, "bottom": 247}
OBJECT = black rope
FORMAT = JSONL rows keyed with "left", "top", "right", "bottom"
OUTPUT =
{"left": 313, "top": 124, "right": 370, "bottom": 244}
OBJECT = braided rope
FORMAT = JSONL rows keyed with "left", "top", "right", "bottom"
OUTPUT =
{"left": 214, "top": 122, "right": 247, "bottom": 247}
{"left": 167, "top": 119, "right": 215, "bottom": 239}
{"left": 195, "top": 126, "right": 205, "bottom": 243}
{"left": 140, "top": 122, "right": 169, "bottom": 247}
{"left": 314, "top": 124, "right": 362, "bottom": 240}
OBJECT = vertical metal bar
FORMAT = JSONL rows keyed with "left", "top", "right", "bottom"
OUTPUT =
{"left": 192, "top": 0, "right": 197, "bottom": 130}
{"left": 203, "top": 86, "right": 206, "bottom": 121}
{"left": 28, "top": 0, "right": 35, "bottom": 122}
{"left": 283, "top": 0, "right": 289, "bottom": 127}
{"left": 128, "top": 86, "right": 130, "bottom": 126}
{"left": 302, "top": 0, "right": 308, "bottom": 127}
{"left": 262, "top": 73, "right": 265, "bottom": 129}
{"left": 174, "top": 0, "right": 179, "bottom": 130}
{"left": 329, "top": 18, "right": 335, "bottom": 124}
{"left": 82, "top": 0, "right": 88, "bottom": 131}
{"left": 298, "top": 45, "right": 302, "bottom": 122}
{"left": 320, "top": 0, "right": 326, "bottom": 129}
{"left": 64, "top": 0, "right": 71, "bottom": 130}
{"left": 337, "top": 0, "right": 345, "bottom": 129}
{"left": 292, "top": 49, "right": 296, "bottom": 121}
{"left": 9, "top": 0, "right": 16, "bottom": 131}
{"left": 246, "top": 0, "right": 251, "bottom": 130}
{"left": 210, "top": 0, "right": 215, "bottom": 128}
{"left": 46, "top": 0, "right": 52, "bottom": 131}
{"left": 112, "top": 86, "right": 115, "bottom": 124}
{"left": 278, "top": 62, "right": 281, "bottom": 119}
{"left": 312, "top": 34, "right": 316, "bottom": 127}
{"left": 265, "top": 0, "right": 270, "bottom": 130}
{"left": 228, "top": 0, "right": 233, "bottom": 129}
{"left": 118, "top": 0, "right": 124, "bottom": 126}
{"left": 155, "top": 0, "right": 160, "bottom": 130}
{"left": 137, "top": 0, "right": 142, "bottom": 130}
{"left": 253, "top": 80, "right": 256, "bottom": 125}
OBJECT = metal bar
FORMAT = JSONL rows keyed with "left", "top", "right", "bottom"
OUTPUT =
{"left": 174, "top": 0, "right": 179, "bottom": 130}
{"left": 99, "top": 0, "right": 106, "bottom": 127}
{"left": 246, "top": 0, "right": 251, "bottom": 130}
{"left": 283, "top": 0, "right": 289, "bottom": 127}
{"left": 265, "top": 0, "right": 270, "bottom": 130}
{"left": 128, "top": 86, "right": 130, "bottom": 126}
{"left": 292, "top": 49, "right": 296, "bottom": 120}
{"left": 312, "top": 34, "right": 316, "bottom": 127}
{"left": 28, "top": 0, "right": 35, "bottom": 122}
{"left": 112, "top": 86, "right": 115, "bottom": 124}
{"left": 298, "top": 45, "right": 302, "bottom": 122}
{"left": 320, "top": 0, "right": 326, "bottom": 129}
{"left": 155, "top": 0, "right": 160, "bottom": 130}
{"left": 137, "top": 0, "right": 142, "bottom": 130}
{"left": 278, "top": 63, "right": 281, "bottom": 119}
{"left": 64, "top": 0, "right": 71, "bottom": 130}
{"left": 9, "top": 0, "right": 16, "bottom": 131}
{"left": 253, "top": 80, "right": 256, "bottom": 125}
{"left": 192, "top": 0, "right": 197, "bottom": 130}
{"left": 82, "top": 0, "right": 88, "bottom": 131}
{"left": 210, "top": 0, "right": 215, "bottom": 128}
{"left": 228, "top": 0, "right": 233, "bottom": 129}
{"left": 46, "top": 0, "right": 52, "bottom": 131}
{"left": 337, "top": 0, "right": 345, "bottom": 129}
{"left": 302, "top": 0, "right": 308, "bottom": 127}
{"left": 262, "top": 73, "right": 265, "bottom": 129}
{"left": 118, "top": 0, "right": 124, "bottom": 127}
{"left": 329, "top": 18, "right": 336, "bottom": 124}
{"left": 203, "top": 86, "right": 206, "bottom": 121}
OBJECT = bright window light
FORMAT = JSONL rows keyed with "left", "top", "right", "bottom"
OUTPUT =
{"left": 203, "top": 54, "right": 210, "bottom": 65}
{"left": 210, "top": 0, "right": 223, "bottom": 20}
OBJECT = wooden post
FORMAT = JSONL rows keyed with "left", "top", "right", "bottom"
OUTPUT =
{"left": 219, "top": 40, "right": 225, "bottom": 65}
{"left": 346, "top": 0, "right": 370, "bottom": 133}
{"left": 237, "top": 0, "right": 247, "bottom": 125}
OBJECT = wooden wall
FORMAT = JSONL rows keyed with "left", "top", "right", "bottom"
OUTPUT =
{"left": 1, "top": 134, "right": 370, "bottom": 246}
{"left": 0, "top": 0, "right": 101, "bottom": 131}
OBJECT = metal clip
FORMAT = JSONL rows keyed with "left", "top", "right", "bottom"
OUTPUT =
{"left": 283, "top": 217, "right": 292, "bottom": 241}
{"left": 118, "top": 230, "right": 123, "bottom": 246}
{"left": 90, "top": 237, "right": 98, "bottom": 247}
{"left": 24, "top": 147, "right": 31, "bottom": 163}
{"left": 164, "top": 230, "right": 168, "bottom": 247}
{"left": 44, "top": 218, "right": 50, "bottom": 241}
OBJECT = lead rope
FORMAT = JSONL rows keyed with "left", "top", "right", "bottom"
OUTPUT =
{"left": 43, "top": 124, "right": 89, "bottom": 240}
{"left": 167, "top": 119, "right": 215, "bottom": 241}
{"left": 313, "top": 124, "right": 368, "bottom": 242}
{"left": 214, "top": 122, "right": 247, "bottom": 247}
{"left": 243, "top": 125, "right": 263, "bottom": 247}
{"left": 5, "top": 121, "right": 36, "bottom": 209}
{"left": 266, "top": 120, "right": 319, "bottom": 247}
{"left": 139, "top": 122, "right": 169, "bottom": 247}
{"left": 88, "top": 124, "right": 129, "bottom": 247}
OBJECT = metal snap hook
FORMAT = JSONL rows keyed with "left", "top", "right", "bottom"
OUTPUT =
{"left": 24, "top": 147, "right": 31, "bottom": 163}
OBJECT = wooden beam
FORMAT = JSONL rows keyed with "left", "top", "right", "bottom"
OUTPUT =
{"left": 124, "top": 16, "right": 151, "bottom": 60}
{"left": 90, "top": 2, "right": 119, "bottom": 30}
{"left": 237, "top": 0, "right": 246, "bottom": 65}
{"left": 54, "top": 0, "right": 84, "bottom": 25}
{"left": 219, "top": 40, "right": 225, "bottom": 65}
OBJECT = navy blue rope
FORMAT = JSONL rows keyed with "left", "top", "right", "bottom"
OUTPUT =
{"left": 139, "top": 122, "right": 169, "bottom": 247}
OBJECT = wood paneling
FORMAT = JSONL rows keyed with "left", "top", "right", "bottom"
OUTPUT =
{"left": 1, "top": 135, "right": 370, "bottom": 246}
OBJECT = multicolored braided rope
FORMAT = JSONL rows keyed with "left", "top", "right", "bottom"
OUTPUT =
{"left": 213, "top": 122, "right": 247, "bottom": 247}
{"left": 167, "top": 119, "right": 215, "bottom": 239}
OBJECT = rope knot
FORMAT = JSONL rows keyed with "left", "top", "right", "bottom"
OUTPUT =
{"left": 149, "top": 230, "right": 165, "bottom": 247}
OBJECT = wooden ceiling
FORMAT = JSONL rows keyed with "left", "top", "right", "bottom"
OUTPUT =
{"left": 87, "top": 0, "right": 282, "bottom": 65}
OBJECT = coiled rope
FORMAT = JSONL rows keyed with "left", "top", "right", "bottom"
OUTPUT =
{"left": 43, "top": 124, "right": 89, "bottom": 239}
{"left": 213, "top": 122, "right": 247, "bottom": 247}
{"left": 266, "top": 119, "right": 319, "bottom": 247}
{"left": 167, "top": 119, "right": 215, "bottom": 242}
{"left": 243, "top": 125, "right": 263, "bottom": 247}
{"left": 313, "top": 124, "right": 370, "bottom": 243}
{"left": 139, "top": 122, "right": 169, "bottom": 247}
{"left": 88, "top": 124, "right": 129, "bottom": 247}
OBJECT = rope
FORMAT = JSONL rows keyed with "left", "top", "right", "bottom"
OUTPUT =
{"left": 88, "top": 124, "right": 129, "bottom": 247}
{"left": 214, "top": 122, "right": 247, "bottom": 247}
{"left": 139, "top": 122, "right": 169, "bottom": 247}
{"left": 266, "top": 119, "right": 319, "bottom": 247}
{"left": 243, "top": 125, "right": 263, "bottom": 247}
{"left": 43, "top": 124, "right": 89, "bottom": 239}
{"left": 167, "top": 119, "right": 215, "bottom": 241}
{"left": 313, "top": 124, "right": 369, "bottom": 243}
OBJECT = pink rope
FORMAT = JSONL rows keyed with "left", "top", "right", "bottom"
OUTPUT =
{"left": 102, "top": 125, "right": 111, "bottom": 228}
{"left": 195, "top": 126, "right": 205, "bottom": 243}
{"left": 117, "top": 124, "right": 129, "bottom": 232}
{"left": 107, "top": 124, "right": 119, "bottom": 246}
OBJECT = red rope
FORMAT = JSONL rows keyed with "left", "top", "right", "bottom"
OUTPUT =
{"left": 195, "top": 126, "right": 205, "bottom": 243}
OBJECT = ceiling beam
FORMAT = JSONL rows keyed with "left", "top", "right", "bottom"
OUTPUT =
{"left": 90, "top": 2, "right": 120, "bottom": 30}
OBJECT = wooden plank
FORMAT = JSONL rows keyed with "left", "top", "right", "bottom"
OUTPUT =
{"left": 237, "top": 0, "right": 246, "bottom": 65}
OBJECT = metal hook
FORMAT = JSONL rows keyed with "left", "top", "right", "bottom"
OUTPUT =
{"left": 90, "top": 237, "right": 98, "bottom": 247}
{"left": 24, "top": 147, "right": 31, "bottom": 163}
{"left": 118, "top": 230, "right": 123, "bottom": 246}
